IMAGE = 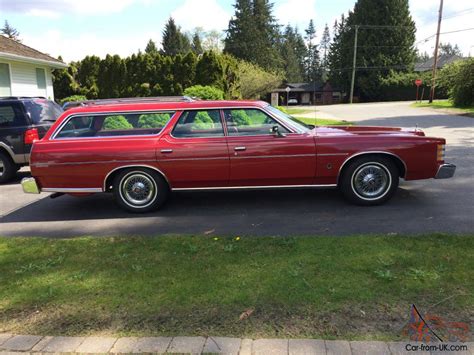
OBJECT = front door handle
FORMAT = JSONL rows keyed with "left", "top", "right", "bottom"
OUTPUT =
{"left": 161, "top": 149, "right": 173, "bottom": 153}
{"left": 234, "top": 146, "right": 246, "bottom": 151}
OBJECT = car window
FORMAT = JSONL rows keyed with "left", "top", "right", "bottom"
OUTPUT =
{"left": 23, "top": 99, "right": 63, "bottom": 124}
{"left": 223, "top": 109, "right": 289, "bottom": 136}
{"left": 172, "top": 110, "right": 224, "bottom": 138}
{"left": 0, "top": 103, "right": 27, "bottom": 127}
{"left": 55, "top": 111, "right": 174, "bottom": 139}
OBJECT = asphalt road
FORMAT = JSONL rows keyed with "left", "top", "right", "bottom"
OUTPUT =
{"left": 1, "top": 101, "right": 473, "bottom": 237}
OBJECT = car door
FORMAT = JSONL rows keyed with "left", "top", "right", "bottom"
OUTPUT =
{"left": 223, "top": 108, "right": 316, "bottom": 186}
{"left": 157, "top": 109, "right": 230, "bottom": 188}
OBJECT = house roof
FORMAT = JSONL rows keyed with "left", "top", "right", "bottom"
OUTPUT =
{"left": 273, "top": 82, "right": 340, "bottom": 93}
{"left": 414, "top": 54, "right": 464, "bottom": 72}
{"left": 0, "top": 35, "right": 67, "bottom": 68}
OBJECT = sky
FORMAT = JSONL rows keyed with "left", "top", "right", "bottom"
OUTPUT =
{"left": 0, "top": 0, "right": 473, "bottom": 62}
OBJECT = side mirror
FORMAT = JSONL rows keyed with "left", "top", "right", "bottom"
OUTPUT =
{"left": 271, "top": 125, "right": 286, "bottom": 138}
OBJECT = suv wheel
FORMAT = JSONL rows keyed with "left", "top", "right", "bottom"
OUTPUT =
{"left": 340, "top": 156, "right": 399, "bottom": 206}
{"left": 113, "top": 168, "right": 169, "bottom": 213}
{"left": 0, "top": 151, "right": 16, "bottom": 184}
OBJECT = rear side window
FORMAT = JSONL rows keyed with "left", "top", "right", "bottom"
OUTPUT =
{"left": 23, "top": 99, "right": 63, "bottom": 124}
{"left": 0, "top": 103, "right": 27, "bottom": 127}
{"left": 55, "top": 111, "right": 174, "bottom": 139}
{"left": 172, "top": 110, "right": 224, "bottom": 138}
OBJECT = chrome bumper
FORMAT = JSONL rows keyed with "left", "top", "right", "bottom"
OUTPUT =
{"left": 21, "top": 177, "right": 41, "bottom": 194}
{"left": 435, "top": 163, "right": 456, "bottom": 179}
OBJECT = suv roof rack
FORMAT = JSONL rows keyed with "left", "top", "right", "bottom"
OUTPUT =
{"left": 62, "top": 96, "right": 194, "bottom": 110}
{"left": 0, "top": 96, "right": 47, "bottom": 100}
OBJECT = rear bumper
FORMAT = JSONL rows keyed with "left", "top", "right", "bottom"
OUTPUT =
{"left": 435, "top": 163, "right": 456, "bottom": 179}
{"left": 21, "top": 177, "right": 40, "bottom": 194}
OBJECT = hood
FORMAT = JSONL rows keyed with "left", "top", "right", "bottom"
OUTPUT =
{"left": 314, "top": 125, "right": 426, "bottom": 137}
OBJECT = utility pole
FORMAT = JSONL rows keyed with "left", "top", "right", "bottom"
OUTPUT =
{"left": 349, "top": 25, "right": 359, "bottom": 104}
{"left": 429, "top": 0, "right": 443, "bottom": 103}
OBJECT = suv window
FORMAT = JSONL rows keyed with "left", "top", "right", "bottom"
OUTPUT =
{"left": 23, "top": 99, "right": 63, "bottom": 124}
{"left": 0, "top": 103, "right": 27, "bottom": 127}
{"left": 172, "top": 110, "right": 224, "bottom": 138}
{"left": 223, "top": 109, "right": 289, "bottom": 136}
{"left": 55, "top": 111, "right": 174, "bottom": 139}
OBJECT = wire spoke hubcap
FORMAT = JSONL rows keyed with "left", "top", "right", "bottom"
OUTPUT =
{"left": 121, "top": 173, "right": 156, "bottom": 206}
{"left": 353, "top": 164, "right": 390, "bottom": 199}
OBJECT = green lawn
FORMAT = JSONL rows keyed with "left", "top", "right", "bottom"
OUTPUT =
{"left": 294, "top": 116, "right": 352, "bottom": 126}
{"left": 0, "top": 235, "right": 472, "bottom": 340}
{"left": 285, "top": 107, "right": 315, "bottom": 115}
{"left": 412, "top": 100, "right": 474, "bottom": 116}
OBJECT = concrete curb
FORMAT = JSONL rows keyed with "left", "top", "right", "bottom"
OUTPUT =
{"left": 0, "top": 333, "right": 472, "bottom": 354}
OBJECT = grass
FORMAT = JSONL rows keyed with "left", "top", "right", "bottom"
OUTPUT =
{"left": 293, "top": 116, "right": 353, "bottom": 126}
{"left": 0, "top": 234, "right": 472, "bottom": 340}
{"left": 412, "top": 100, "right": 474, "bottom": 116}
{"left": 285, "top": 107, "right": 315, "bottom": 115}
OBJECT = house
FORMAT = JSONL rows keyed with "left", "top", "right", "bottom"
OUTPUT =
{"left": 0, "top": 35, "right": 67, "bottom": 99}
{"left": 269, "top": 82, "right": 344, "bottom": 106}
{"left": 414, "top": 54, "right": 464, "bottom": 72}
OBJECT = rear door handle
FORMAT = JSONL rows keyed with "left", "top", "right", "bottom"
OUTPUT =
{"left": 161, "top": 149, "right": 173, "bottom": 153}
{"left": 234, "top": 146, "right": 246, "bottom": 151}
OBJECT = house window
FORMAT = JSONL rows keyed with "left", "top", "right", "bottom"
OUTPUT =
{"left": 0, "top": 63, "right": 11, "bottom": 96}
{"left": 36, "top": 68, "right": 46, "bottom": 90}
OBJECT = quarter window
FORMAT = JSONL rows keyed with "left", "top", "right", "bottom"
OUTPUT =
{"left": 223, "top": 109, "right": 289, "bottom": 136}
{"left": 172, "top": 110, "right": 224, "bottom": 138}
{"left": 55, "top": 111, "right": 174, "bottom": 139}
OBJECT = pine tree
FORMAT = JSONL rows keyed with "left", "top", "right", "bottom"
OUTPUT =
{"left": 97, "top": 55, "right": 127, "bottom": 98}
{"left": 145, "top": 39, "right": 158, "bottom": 54}
{"left": 439, "top": 43, "right": 462, "bottom": 56}
{"left": 320, "top": 24, "right": 331, "bottom": 68}
{"left": 191, "top": 32, "right": 204, "bottom": 55}
{"left": 161, "top": 17, "right": 191, "bottom": 56}
{"left": 1, "top": 20, "right": 21, "bottom": 42}
{"left": 224, "top": 0, "right": 281, "bottom": 71}
{"left": 280, "top": 25, "right": 305, "bottom": 82}
{"left": 304, "top": 19, "right": 321, "bottom": 82}
{"left": 195, "top": 51, "right": 225, "bottom": 90}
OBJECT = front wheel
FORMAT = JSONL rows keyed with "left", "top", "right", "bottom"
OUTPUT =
{"left": 339, "top": 156, "right": 399, "bottom": 206}
{"left": 0, "top": 151, "right": 16, "bottom": 184}
{"left": 113, "top": 168, "right": 169, "bottom": 213}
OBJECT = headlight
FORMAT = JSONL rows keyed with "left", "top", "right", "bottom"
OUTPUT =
{"left": 437, "top": 144, "right": 445, "bottom": 162}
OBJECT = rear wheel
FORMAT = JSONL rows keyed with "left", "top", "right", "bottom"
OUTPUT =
{"left": 113, "top": 168, "right": 169, "bottom": 213}
{"left": 340, "top": 156, "right": 399, "bottom": 206}
{"left": 0, "top": 151, "right": 16, "bottom": 184}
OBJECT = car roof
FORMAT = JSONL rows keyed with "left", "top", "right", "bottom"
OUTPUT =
{"left": 63, "top": 100, "right": 270, "bottom": 115}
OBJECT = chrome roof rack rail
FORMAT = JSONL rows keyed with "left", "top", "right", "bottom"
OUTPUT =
{"left": 62, "top": 96, "right": 194, "bottom": 110}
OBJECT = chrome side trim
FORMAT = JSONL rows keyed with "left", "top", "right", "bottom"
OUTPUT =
{"left": 172, "top": 184, "right": 337, "bottom": 191}
{"left": 232, "top": 154, "right": 315, "bottom": 159}
{"left": 316, "top": 153, "right": 349, "bottom": 157}
{"left": 337, "top": 151, "right": 408, "bottom": 181}
{"left": 42, "top": 187, "right": 102, "bottom": 193}
{"left": 103, "top": 164, "right": 170, "bottom": 191}
{"left": 31, "top": 159, "right": 156, "bottom": 168}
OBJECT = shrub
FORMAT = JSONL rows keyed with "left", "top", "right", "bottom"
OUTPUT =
{"left": 59, "top": 95, "right": 87, "bottom": 106}
{"left": 276, "top": 106, "right": 289, "bottom": 114}
{"left": 231, "top": 110, "right": 252, "bottom": 126}
{"left": 438, "top": 58, "right": 474, "bottom": 107}
{"left": 184, "top": 85, "right": 224, "bottom": 100}
{"left": 103, "top": 115, "right": 133, "bottom": 130}
{"left": 138, "top": 113, "right": 171, "bottom": 128}
{"left": 193, "top": 111, "right": 215, "bottom": 129}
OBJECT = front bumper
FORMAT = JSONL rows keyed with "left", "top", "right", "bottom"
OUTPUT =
{"left": 435, "top": 163, "right": 456, "bottom": 179}
{"left": 21, "top": 177, "right": 40, "bottom": 194}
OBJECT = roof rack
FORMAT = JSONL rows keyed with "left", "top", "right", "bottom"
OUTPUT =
{"left": 0, "top": 96, "right": 47, "bottom": 100}
{"left": 62, "top": 96, "right": 194, "bottom": 110}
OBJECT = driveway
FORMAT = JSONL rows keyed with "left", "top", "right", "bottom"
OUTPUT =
{"left": 1, "top": 101, "right": 473, "bottom": 237}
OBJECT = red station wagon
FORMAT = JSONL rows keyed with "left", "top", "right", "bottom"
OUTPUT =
{"left": 22, "top": 97, "right": 456, "bottom": 213}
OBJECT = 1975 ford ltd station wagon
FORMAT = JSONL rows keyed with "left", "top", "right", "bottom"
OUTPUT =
{"left": 22, "top": 97, "right": 456, "bottom": 213}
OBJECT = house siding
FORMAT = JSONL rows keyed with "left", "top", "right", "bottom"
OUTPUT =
{"left": 6, "top": 60, "right": 55, "bottom": 100}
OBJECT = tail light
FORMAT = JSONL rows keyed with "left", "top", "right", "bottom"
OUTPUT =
{"left": 437, "top": 144, "right": 445, "bottom": 162}
{"left": 24, "top": 128, "right": 39, "bottom": 144}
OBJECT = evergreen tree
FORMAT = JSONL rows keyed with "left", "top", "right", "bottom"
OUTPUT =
{"left": 97, "top": 55, "right": 127, "bottom": 98}
{"left": 328, "top": 0, "right": 416, "bottom": 101}
{"left": 439, "top": 43, "right": 462, "bottom": 56}
{"left": 1, "top": 20, "right": 21, "bottom": 42}
{"left": 224, "top": 0, "right": 281, "bottom": 71}
{"left": 195, "top": 51, "right": 225, "bottom": 90}
{"left": 304, "top": 19, "right": 321, "bottom": 82}
{"left": 191, "top": 32, "right": 203, "bottom": 55}
{"left": 280, "top": 25, "right": 305, "bottom": 82}
{"left": 161, "top": 17, "right": 191, "bottom": 56}
{"left": 320, "top": 23, "right": 331, "bottom": 68}
{"left": 145, "top": 39, "right": 158, "bottom": 54}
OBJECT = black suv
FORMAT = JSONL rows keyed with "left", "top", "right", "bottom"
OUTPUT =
{"left": 0, "top": 97, "right": 63, "bottom": 183}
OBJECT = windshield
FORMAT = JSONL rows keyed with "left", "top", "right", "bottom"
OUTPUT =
{"left": 265, "top": 105, "right": 311, "bottom": 133}
{"left": 23, "top": 99, "right": 63, "bottom": 124}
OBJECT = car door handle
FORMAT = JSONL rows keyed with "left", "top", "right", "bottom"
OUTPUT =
{"left": 161, "top": 149, "right": 173, "bottom": 153}
{"left": 234, "top": 146, "right": 246, "bottom": 151}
